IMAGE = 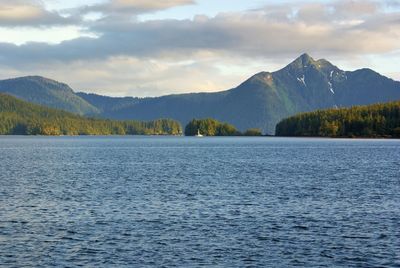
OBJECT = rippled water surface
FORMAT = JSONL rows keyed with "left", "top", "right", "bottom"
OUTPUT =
{"left": 0, "top": 136, "right": 399, "bottom": 267}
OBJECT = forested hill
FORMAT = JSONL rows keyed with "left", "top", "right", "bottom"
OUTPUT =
{"left": 0, "top": 76, "right": 99, "bottom": 115}
{"left": 275, "top": 101, "right": 400, "bottom": 138}
{"left": 0, "top": 93, "right": 182, "bottom": 135}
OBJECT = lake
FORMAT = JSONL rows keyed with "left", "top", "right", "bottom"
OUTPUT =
{"left": 0, "top": 136, "right": 399, "bottom": 267}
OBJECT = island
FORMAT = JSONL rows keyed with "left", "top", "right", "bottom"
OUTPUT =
{"left": 185, "top": 118, "right": 262, "bottom": 136}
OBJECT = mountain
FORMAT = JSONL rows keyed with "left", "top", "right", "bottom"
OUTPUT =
{"left": 79, "top": 53, "right": 400, "bottom": 134}
{"left": 3, "top": 54, "right": 400, "bottom": 134}
{"left": 0, "top": 76, "right": 99, "bottom": 115}
{"left": 0, "top": 93, "right": 181, "bottom": 135}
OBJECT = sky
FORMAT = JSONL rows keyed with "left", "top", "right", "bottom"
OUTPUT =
{"left": 0, "top": 0, "right": 399, "bottom": 97}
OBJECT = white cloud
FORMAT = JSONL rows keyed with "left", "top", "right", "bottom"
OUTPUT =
{"left": 0, "top": 26, "right": 96, "bottom": 45}
{"left": 0, "top": 0, "right": 399, "bottom": 96}
{"left": 106, "top": 0, "right": 194, "bottom": 11}
{"left": 0, "top": 0, "right": 77, "bottom": 26}
{"left": 74, "top": 0, "right": 195, "bottom": 20}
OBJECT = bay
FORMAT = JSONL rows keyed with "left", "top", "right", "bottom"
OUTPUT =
{"left": 0, "top": 136, "right": 399, "bottom": 267}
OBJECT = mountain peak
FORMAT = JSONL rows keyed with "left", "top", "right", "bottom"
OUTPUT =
{"left": 290, "top": 53, "right": 315, "bottom": 67}
{"left": 299, "top": 53, "right": 313, "bottom": 61}
{"left": 280, "top": 53, "right": 318, "bottom": 74}
{"left": 281, "top": 53, "right": 343, "bottom": 77}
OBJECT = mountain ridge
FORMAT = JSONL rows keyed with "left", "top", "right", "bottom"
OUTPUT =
{"left": 92, "top": 54, "right": 400, "bottom": 133}
{"left": 2, "top": 54, "right": 400, "bottom": 134}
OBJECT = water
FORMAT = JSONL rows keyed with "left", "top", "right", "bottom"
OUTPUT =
{"left": 0, "top": 136, "right": 399, "bottom": 267}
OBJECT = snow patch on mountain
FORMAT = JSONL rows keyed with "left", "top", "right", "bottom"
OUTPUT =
{"left": 297, "top": 75, "right": 306, "bottom": 86}
{"left": 328, "top": 81, "right": 335, "bottom": 94}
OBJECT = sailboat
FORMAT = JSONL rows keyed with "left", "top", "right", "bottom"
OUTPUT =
{"left": 195, "top": 129, "right": 203, "bottom": 137}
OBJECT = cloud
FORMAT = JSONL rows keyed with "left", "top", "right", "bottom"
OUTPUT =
{"left": 87, "top": 0, "right": 194, "bottom": 14}
{"left": 72, "top": 0, "right": 195, "bottom": 22}
{"left": 332, "top": 0, "right": 379, "bottom": 16}
{"left": 0, "top": 0, "right": 194, "bottom": 27}
{"left": 0, "top": 0, "right": 77, "bottom": 27}
{"left": 1, "top": 0, "right": 399, "bottom": 65}
{"left": 0, "top": 0, "right": 399, "bottom": 96}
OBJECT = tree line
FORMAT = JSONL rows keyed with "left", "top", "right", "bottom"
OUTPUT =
{"left": 185, "top": 118, "right": 262, "bottom": 136}
{"left": 0, "top": 94, "right": 182, "bottom": 135}
{"left": 275, "top": 101, "right": 400, "bottom": 138}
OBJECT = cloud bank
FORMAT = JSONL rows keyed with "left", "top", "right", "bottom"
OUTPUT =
{"left": 0, "top": 0, "right": 399, "bottom": 96}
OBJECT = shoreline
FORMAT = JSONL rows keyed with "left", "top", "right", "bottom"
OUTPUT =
{"left": 0, "top": 134, "right": 399, "bottom": 140}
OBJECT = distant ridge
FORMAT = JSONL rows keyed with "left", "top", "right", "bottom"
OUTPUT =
{"left": 2, "top": 54, "right": 400, "bottom": 133}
